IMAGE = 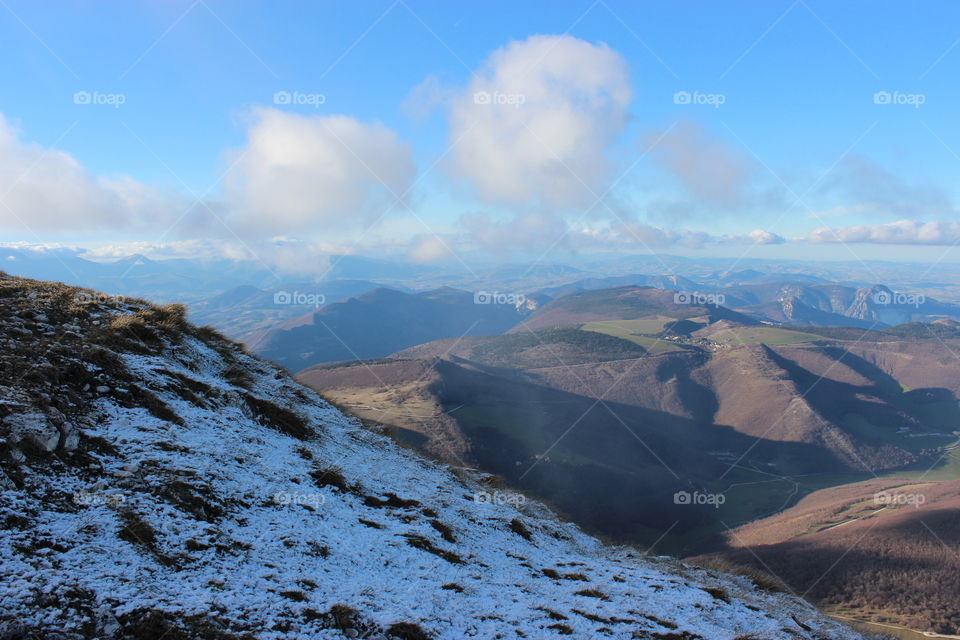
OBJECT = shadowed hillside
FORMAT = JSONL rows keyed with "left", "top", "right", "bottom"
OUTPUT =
{"left": 253, "top": 286, "right": 531, "bottom": 370}
{"left": 691, "top": 476, "right": 960, "bottom": 636}
{"left": 300, "top": 311, "right": 960, "bottom": 557}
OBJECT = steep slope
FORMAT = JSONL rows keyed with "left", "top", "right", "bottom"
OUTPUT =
{"left": 298, "top": 353, "right": 731, "bottom": 546}
{"left": 0, "top": 274, "right": 865, "bottom": 639}
{"left": 252, "top": 287, "right": 529, "bottom": 371}
{"left": 701, "top": 344, "right": 917, "bottom": 473}
{"left": 692, "top": 476, "right": 960, "bottom": 635}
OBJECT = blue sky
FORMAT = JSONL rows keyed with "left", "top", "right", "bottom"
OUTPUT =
{"left": 2, "top": 0, "right": 960, "bottom": 266}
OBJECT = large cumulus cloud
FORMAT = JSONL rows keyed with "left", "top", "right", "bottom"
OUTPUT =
{"left": 447, "top": 35, "right": 631, "bottom": 209}
{"left": 225, "top": 108, "right": 416, "bottom": 236}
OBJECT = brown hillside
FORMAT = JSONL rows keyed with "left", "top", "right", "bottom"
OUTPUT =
{"left": 692, "top": 478, "right": 960, "bottom": 635}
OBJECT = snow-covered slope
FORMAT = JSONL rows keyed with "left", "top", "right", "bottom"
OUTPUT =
{"left": 0, "top": 274, "right": 865, "bottom": 639}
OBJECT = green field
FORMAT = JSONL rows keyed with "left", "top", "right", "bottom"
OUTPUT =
{"left": 582, "top": 318, "right": 826, "bottom": 349}
{"left": 580, "top": 319, "right": 688, "bottom": 353}
{"left": 893, "top": 440, "right": 960, "bottom": 481}
{"left": 705, "top": 325, "right": 824, "bottom": 345}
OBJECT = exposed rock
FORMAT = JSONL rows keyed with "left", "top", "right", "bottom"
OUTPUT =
{"left": 4, "top": 411, "right": 60, "bottom": 452}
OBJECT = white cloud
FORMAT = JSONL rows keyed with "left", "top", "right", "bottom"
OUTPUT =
{"left": 225, "top": 108, "right": 415, "bottom": 236}
{"left": 601, "top": 220, "right": 713, "bottom": 249}
{"left": 447, "top": 35, "right": 631, "bottom": 209}
{"left": 807, "top": 219, "right": 960, "bottom": 245}
{"left": 0, "top": 115, "right": 179, "bottom": 233}
{"left": 577, "top": 218, "right": 786, "bottom": 249}
{"left": 81, "top": 240, "right": 247, "bottom": 261}
{"left": 585, "top": 220, "right": 776, "bottom": 250}
{"left": 402, "top": 74, "right": 454, "bottom": 123}
{"left": 646, "top": 121, "right": 754, "bottom": 210}
{"left": 81, "top": 237, "right": 335, "bottom": 276}
{"left": 456, "top": 209, "right": 787, "bottom": 255}
{"left": 744, "top": 229, "right": 785, "bottom": 244}
{"left": 460, "top": 210, "right": 572, "bottom": 256}
{"left": 816, "top": 155, "right": 955, "bottom": 220}
{"left": 407, "top": 234, "right": 457, "bottom": 263}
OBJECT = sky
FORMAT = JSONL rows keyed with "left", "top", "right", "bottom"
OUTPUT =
{"left": 2, "top": 0, "right": 960, "bottom": 270}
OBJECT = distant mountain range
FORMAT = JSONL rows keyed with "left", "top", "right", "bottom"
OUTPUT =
{"left": 9, "top": 244, "right": 960, "bottom": 307}
{"left": 252, "top": 286, "right": 532, "bottom": 371}
{"left": 717, "top": 282, "right": 960, "bottom": 327}
{"left": 227, "top": 279, "right": 960, "bottom": 377}
{"left": 0, "top": 246, "right": 279, "bottom": 302}
{"left": 188, "top": 279, "right": 386, "bottom": 344}
{"left": 299, "top": 286, "right": 960, "bottom": 556}
{"left": 533, "top": 276, "right": 960, "bottom": 329}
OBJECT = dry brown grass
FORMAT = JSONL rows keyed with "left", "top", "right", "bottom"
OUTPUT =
{"left": 242, "top": 393, "right": 313, "bottom": 440}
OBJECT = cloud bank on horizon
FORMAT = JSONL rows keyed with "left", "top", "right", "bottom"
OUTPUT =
{"left": 0, "top": 28, "right": 957, "bottom": 270}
